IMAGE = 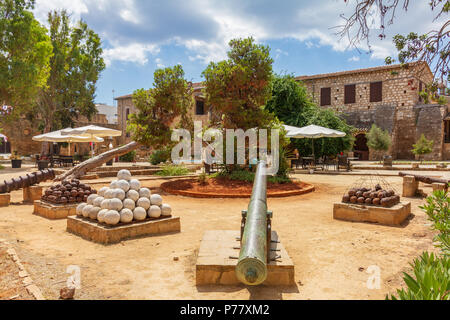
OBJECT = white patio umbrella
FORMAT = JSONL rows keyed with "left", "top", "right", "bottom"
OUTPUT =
{"left": 286, "top": 124, "right": 346, "bottom": 164}
{"left": 61, "top": 125, "right": 122, "bottom": 156}
{"left": 32, "top": 128, "right": 104, "bottom": 156}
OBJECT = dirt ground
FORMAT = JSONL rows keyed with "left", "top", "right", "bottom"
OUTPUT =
{"left": 0, "top": 172, "right": 439, "bottom": 300}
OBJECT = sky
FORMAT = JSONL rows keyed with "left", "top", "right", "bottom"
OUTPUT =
{"left": 32, "top": 0, "right": 444, "bottom": 105}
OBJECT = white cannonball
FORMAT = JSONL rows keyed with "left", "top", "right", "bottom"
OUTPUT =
{"left": 137, "top": 197, "right": 151, "bottom": 210}
{"left": 133, "top": 207, "right": 147, "bottom": 221}
{"left": 82, "top": 204, "right": 93, "bottom": 218}
{"left": 97, "top": 209, "right": 108, "bottom": 223}
{"left": 109, "top": 198, "right": 123, "bottom": 211}
{"left": 113, "top": 188, "right": 126, "bottom": 201}
{"left": 126, "top": 189, "right": 139, "bottom": 202}
{"left": 160, "top": 204, "right": 172, "bottom": 217}
{"left": 123, "top": 198, "right": 136, "bottom": 210}
{"left": 93, "top": 196, "right": 104, "bottom": 207}
{"left": 139, "top": 187, "right": 151, "bottom": 199}
{"left": 104, "top": 210, "right": 120, "bottom": 225}
{"left": 89, "top": 206, "right": 101, "bottom": 220}
{"left": 100, "top": 199, "right": 111, "bottom": 210}
{"left": 117, "top": 169, "right": 132, "bottom": 181}
{"left": 148, "top": 205, "right": 161, "bottom": 218}
{"left": 117, "top": 179, "right": 130, "bottom": 192}
{"left": 129, "top": 179, "right": 141, "bottom": 191}
{"left": 120, "top": 208, "right": 134, "bottom": 223}
{"left": 150, "top": 194, "right": 163, "bottom": 206}
{"left": 87, "top": 194, "right": 98, "bottom": 205}
{"left": 104, "top": 188, "right": 115, "bottom": 199}
{"left": 98, "top": 187, "right": 109, "bottom": 197}
{"left": 109, "top": 180, "right": 119, "bottom": 189}
{"left": 76, "top": 203, "right": 87, "bottom": 216}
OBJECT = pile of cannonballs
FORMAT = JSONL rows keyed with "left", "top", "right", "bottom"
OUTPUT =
{"left": 76, "top": 169, "right": 172, "bottom": 225}
{"left": 42, "top": 179, "right": 97, "bottom": 204}
{"left": 342, "top": 184, "right": 400, "bottom": 207}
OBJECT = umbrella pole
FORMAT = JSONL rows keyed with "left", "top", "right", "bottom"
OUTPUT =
{"left": 312, "top": 139, "right": 315, "bottom": 166}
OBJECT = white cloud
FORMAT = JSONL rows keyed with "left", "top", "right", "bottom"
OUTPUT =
{"left": 155, "top": 58, "right": 165, "bottom": 68}
{"left": 348, "top": 56, "right": 360, "bottom": 62}
{"left": 103, "top": 43, "right": 160, "bottom": 66}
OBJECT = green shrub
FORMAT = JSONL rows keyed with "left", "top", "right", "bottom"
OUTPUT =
{"left": 0, "top": 164, "right": 4, "bottom": 170}
{"left": 119, "top": 150, "right": 136, "bottom": 162}
{"left": 412, "top": 134, "right": 434, "bottom": 163}
{"left": 366, "top": 124, "right": 391, "bottom": 152}
{"left": 156, "top": 164, "right": 189, "bottom": 176}
{"left": 217, "top": 169, "right": 291, "bottom": 184}
{"left": 149, "top": 149, "right": 171, "bottom": 165}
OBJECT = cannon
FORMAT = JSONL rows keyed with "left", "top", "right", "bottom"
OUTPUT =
{"left": 0, "top": 169, "right": 55, "bottom": 194}
{"left": 235, "top": 160, "right": 272, "bottom": 286}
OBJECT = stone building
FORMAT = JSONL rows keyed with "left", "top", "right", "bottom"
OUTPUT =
{"left": 295, "top": 62, "right": 449, "bottom": 160}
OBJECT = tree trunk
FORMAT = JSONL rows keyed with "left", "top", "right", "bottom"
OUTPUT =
{"left": 54, "top": 141, "right": 140, "bottom": 181}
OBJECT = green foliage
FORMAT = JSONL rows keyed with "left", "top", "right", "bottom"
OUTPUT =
{"left": 198, "top": 172, "right": 208, "bottom": 185}
{"left": 156, "top": 164, "right": 190, "bottom": 177}
{"left": 119, "top": 150, "right": 136, "bottom": 162}
{"left": 128, "top": 65, "right": 193, "bottom": 149}
{"left": 149, "top": 149, "right": 171, "bottom": 165}
{"left": 266, "top": 75, "right": 355, "bottom": 158}
{"left": 420, "top": 189, "right": 450, "bottom": 256}
{"left": 366, "top": 124, "right": 391, "bottom": 152}
{"left": 30, "top": 10, "right": 105, "bottom": 132}
{"left": 0, "top": 0, "right": 52, "bottom": 117}
{"left": 388, "top": 252, "right": 449, "bottom": 300}
{"left": 217, "top": 169, "right": 291, "bottom": 184}
{"left": 0, "top": 164, "right": 4, "bottom": 170}
{"left": 202, "top": 37, "right": 275, "bottom": 130}
{"left": 412, "top": 134, "right": 434, "bottom": 160}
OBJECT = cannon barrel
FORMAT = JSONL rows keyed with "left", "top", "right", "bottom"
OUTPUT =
{"left": 236, "top": 161, "right": 269, "bottom": 286}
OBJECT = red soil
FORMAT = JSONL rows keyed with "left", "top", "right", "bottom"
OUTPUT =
{"left": 160, "top": 177, "right": 315, "bottom": 198}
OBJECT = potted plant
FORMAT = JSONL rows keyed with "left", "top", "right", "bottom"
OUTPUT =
{"left": 11, "top": 150, "right": 22, "bottom": 168}
{"left": 411, "top": 134, "right": 433, "bottom": 168}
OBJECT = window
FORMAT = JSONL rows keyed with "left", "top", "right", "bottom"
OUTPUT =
{"left": 445, "top": 120, "right": 450, "bottom": 143}
{"left": 370, "top": 81, "right": 382, "bottom": 102}
{"left": 196, "top": 100, "right": 205, "bottom": 115}
{"left": 344, "top": 84, "right": 356, "bottom": 104}
{"left": 320, "top": 87, "right": 331, "bottom": 106}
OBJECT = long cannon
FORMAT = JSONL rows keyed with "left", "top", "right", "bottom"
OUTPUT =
{"left": 235, "top": 160, "right": 271, "bottom": 286}
{"left": 398, "top": 172, "right": 449, "bottom": 185}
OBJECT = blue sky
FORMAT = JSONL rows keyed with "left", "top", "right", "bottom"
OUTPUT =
{"left": 32, "top": 0, "right": 443, "bottom": 105}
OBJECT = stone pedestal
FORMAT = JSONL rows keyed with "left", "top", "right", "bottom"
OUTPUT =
{"left": 33, "top": 200, "right": 78, "bottom": 219}
{"left": 23, "top": 186, "right": 43, "bottom": 203}
{"left": 196, "top": 230, "right": 295, "bottom": 286}
{"left": 333, "top": 201, "right": 411, "bottom": 226}
{"left": 0, "top": 193, "right": 11, "bottom": 207}
{"left": 432, "top": 182, "right": 447, "bottom": 192}
{"left": 66, "top": 216, "right": 181, "bottom": 244}
{"left": 402, "top": 175, "right": 418, "bottom": 197}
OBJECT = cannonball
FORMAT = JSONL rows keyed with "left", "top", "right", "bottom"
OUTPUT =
{"left": 357, "top": 197, "right": 365, "bottom": 204}
{"left": 370, "top": 192, "right": 377, "bottom": 199}
{"left": 104, "top": 210, "right": 120, "bottom": 225}
{"left": 89, "top": 206, "right": 101, "bottom": 220}
{"left": 82, "top": 205, "right": 93, "bottom": 218}
{"left": 110, "top": 180, "right": 119, "bottom": 189}
{"left": 101, "top": 199, "right": 111, "bottom": 210}
{"left": 150, "top": 194, "right": 163, "bottom": 206}
{"left": 97, "top": 209, "right": 108, "bottom": 223}
{"left": 126, "top": 189, "right": 139, "bottom": 202}
{"left": 93, "top": 196, "right": 105, "bottom": 207}
{"left": 342, "top": 195, "right": 350, "bottom": 203}
{"left": 160, "top": 204, "right": 172, "bottom": 216}
{"left": 123, "top": 198, "right": 136, "bottom": 210}
{"left": 348, "top": 189, "right": 357, "bottom": 196}
{"left": 120, "top": 208, "right": 133, "bottom": 223}
{"left": 117, "top": 180, "right": 130, "bottom": 192}
{"left": 363, "top": 192, "right": 370, "bottom": 198}
{"left": 87, "top": 194, "right": 98, "bottom": 205}
{"left": 365, "top": 198, "right": 372, "bottom": 205}
{"left": 98, "top": 187, "right": 109, "bottom": 197}
{"left": 113, "top": 188, "right": 126, "bottom": 201}
{"left": 129, "top": 179, "right": 141, "bottom": 191}
{"left": 350, "top": 196, "right": 357, "bottom": 204}
{"left": 109, "top": 198, "right": 123, "bottom": 211}
{"left": 133, "top": 207, "right": 147, "bottom": 221}
{"left": 355, "top": 191, "right": 363, "bottom": 197}
{"left": 139, "top": 187, "right": 151, "bottom": 199}
{"left": 373, "top": 198, "right": 381, "bottom": 205}
{"left": 104, "top": 188, "right": 115, "bottom": 199}
{"left": 137, "top": 197, "right": 151, "bottom": 210}
{"left": 117, "top": 169, "right": 132, "bottom": 181}
{"left": 148, "top": 205, "right": 161, "bottom": 218}
{"left": 76, "top": 203, "right": 87, "bottom": 216}
{"left": 377, "top": 191, "right": 385, "bottom": 199}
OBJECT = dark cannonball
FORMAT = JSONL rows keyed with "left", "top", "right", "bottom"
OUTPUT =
{"left": 342, "top": 195, "right": 350, "bottom": 203}
{"left": 363, "top": 191, "right": 370, "bottom": 198}
{"left": 357, "top": 197, "right": 365, "bottom": 204}
{"left": 356, "top": 191, "right": 363, "bottom": 197}
{"left": 350, "top": 196, "right": 357, "bottom": 203}
{"left": 365, "top": 198, "right": 372, "bottom": 204}
{"left": 348, "top": 189, "right": 357, "bottom": 196}
{"left": 373, "top": 198, "right": 381, "bottom": 205}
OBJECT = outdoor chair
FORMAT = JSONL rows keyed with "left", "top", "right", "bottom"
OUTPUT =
{"left": 337, "top": 155, "right": 351, "bottom": 172}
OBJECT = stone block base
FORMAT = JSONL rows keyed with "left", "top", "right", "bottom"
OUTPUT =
{"left": 0, "top": 193, "right": 11, "bottom": 207}
{"left": 196, "top": 230, "right": 294, "bottom": 286}
{"left": 402, "top": 176, "right": 418, "bottom": 197}
{"left": 33, "top": 200, "right": 78, "bottom": 219}
{"left": 333, "top": 201, "right": 411, "bottom": 226}
{"left": 66, "top": 215, "right": 181, "bottom": 244}
{"left": 432, "top": 182, "right": 447, "bottom": 192}
{"left": 23, "top": 186, "right": 43, "bottom": 203}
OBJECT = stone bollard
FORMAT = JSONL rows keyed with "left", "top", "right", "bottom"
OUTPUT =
{"left": 23, "top": 186, "right": 43, "bottom": 203}
{"left": 402, "top": 175, "right": 418, "bottom": 197}
{"left": 0, "top": 193, "right": 11, "bottom": 207}
{"left": 432, "top": 183, "right": 447, "bottom": 192}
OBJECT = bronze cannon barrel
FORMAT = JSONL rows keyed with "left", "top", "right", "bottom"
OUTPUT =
{"left": 235, "top": 160, "right": 268, "bottom": 286}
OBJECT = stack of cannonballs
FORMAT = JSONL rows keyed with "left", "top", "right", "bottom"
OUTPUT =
{"left": 342, "top": 184, "right": 400, "bottom": 208}
{"left": 76, "top": 169, "right": 172, "bottom": 226}
{"left": 42, "top": 179, "right": 97, "bottom": 204}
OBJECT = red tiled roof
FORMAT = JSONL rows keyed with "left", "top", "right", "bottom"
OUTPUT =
{"left": 114, "top": 94, "right": 132, "bottom": 100}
